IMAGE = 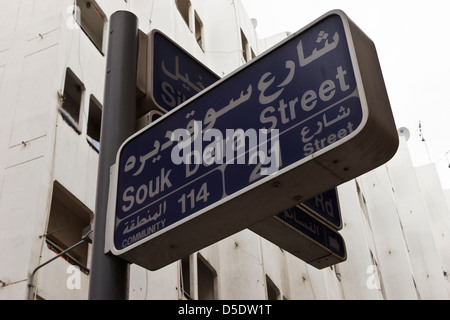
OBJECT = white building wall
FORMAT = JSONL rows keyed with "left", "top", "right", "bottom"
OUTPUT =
{"left": 0, "top": 0, "right": 64, "bottom": 300}
{"left": 415, "top": 164, "right": 450, "bottom": 295}
{"left": 357, "top": 155, "right": 419, "bottom": 299}
{"left": 336, "top": 180, "right": 384, "bottom": 300}
{"left": 445, "top": 190, "right": 450, "bottom": 214}
{"left": 1, "top": 0, "right": 450, "bottom": 300}
{"left": 385, "top": 137, "right": 450, "bottom": 299}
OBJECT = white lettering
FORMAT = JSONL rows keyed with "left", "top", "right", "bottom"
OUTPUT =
{"left": 203, "top": 128, "right": 223, "bottom": 165}
{"left": 161, "top": 82, "right": 176, "bottom": 108}
{"left": 121, "top": 219, "right": 166, "bottom": 247}
{"left": 260, "top": 106, "right": 278, "bottom": 130}
{"left": 303, "top": 122, "right": 354, "bottom": 156}
{"left": 120, "top": 169, "right": 172, "bottom": 214}
{"left": 170, "top": 128, "right": 192, "bottom": 164}
{"left": 257, "top": 66, "right": 351, "bottom": 129}
{"left": 301, "top": 90, "right": 317, "bottom": 111}
{"left": 122, "top": 187, "right": 134, "bottom": 212}
{"left": 178, "top": 304, "right": 213, "bottom": 317}
{"left": 170, "top": 121, "right": 279, "bottom": 176}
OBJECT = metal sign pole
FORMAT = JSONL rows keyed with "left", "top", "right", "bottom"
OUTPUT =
{"left": 88, "top": 11, "right": 138, "bottom": 300}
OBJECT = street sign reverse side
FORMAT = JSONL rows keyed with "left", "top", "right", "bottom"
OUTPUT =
{"left": 106, "top": 10, "right": 398, "bottom": 270}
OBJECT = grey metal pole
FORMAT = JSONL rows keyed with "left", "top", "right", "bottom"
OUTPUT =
{"left": 88, "top": 11, "right": 138, "bottom": 300}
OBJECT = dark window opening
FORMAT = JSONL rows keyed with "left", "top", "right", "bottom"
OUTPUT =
{"left": 240, "top": 29, "right": 255, "bottom": 63}
{"left": 176, "top": 0, "right": 191, "bottom": 27}
{"left": 45, "top": 181, "right": 92, "bottom": 274}
{"left": 75, "top": 0, "right": 106, "bottom": 53}
{"left": 194, "top": 11, "right": 204, "bottom": 50}
{"left": 86, "top": 94, "right": 102, "bottom": 152}
{"left": 60, "top": 68, "right": 84, "bottom": 134}
{"left": 266, "top": 275, "right": 280, "bottom": 300}
{"left": 180, "top": 256, "right": 192, "bottom": 300}
{"left": 197, "top": 254, "right": 216, "bottom": 300}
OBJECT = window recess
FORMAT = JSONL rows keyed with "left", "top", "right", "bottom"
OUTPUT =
{"left": 266, "top": 275, "right": 281, "bottom": 300}
{"left": 75, "top": 0, "right": 106, "bottom": 53}
{"left": 176, "top": 0, "right": 191, "bottom": 27}
{"left": 45, "top": 181, "right": 92, "bottom": 274}
{"left": 86, "top": 94, "right": 102, "bottom": 152}
{"left": 59, "top": 68, "right": 84, "bottom": 134}
{"left": 179, "top": 253, "right": 217, "bottom": 300}
{"left": 240, "top": 29, "right": 255, "bottom": 63}
{"left": 194, "top": 11, "right": 204, "bottom": 50}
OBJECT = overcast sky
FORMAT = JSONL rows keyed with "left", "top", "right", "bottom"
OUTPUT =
{"left": 241, "top": 0, "right": 450, "bottom": 189}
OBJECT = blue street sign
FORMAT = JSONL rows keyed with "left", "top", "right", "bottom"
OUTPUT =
{"left": 148, "top": 30, "right": 220, "bottom": 112}
{"left": 300, "top": 188, "right": 342, "bottom": 230}
{"left": 251, "top": 205, "right": 346, "bottom": 269}
{"left": 147, "top": 31, "right": 343, "bottom": 264}
{"left": 150, "top": 31, "right": 343, "bottom": 231}
{"left": 107, "top": 10, "right": 398, "bottom": 270}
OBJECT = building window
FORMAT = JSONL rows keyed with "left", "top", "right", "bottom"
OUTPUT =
{"left": 75, "top": 0, "right": 106, "bottom": 53}
{"left": 45, "top": 181, "right": 92, "bottom": 274}
{"left": 176, "top": 0, "right": 191, "bottom": 28}
{"left": 86, "top": 95, "right": 102, "bottom": 152}
{"left": 175, "top": 0, "right": 204, "bottom": 49}
{"left": 179, "top": 253, "right": 217, "bottom": 300}
{"left": 240, "top": 29, "right": 255, "bottom": 63}
{"left": 194, "top": 11, "right": 204, "bottom": 50}
{"left": 59, "top": 68, "right": 84, "bottom": 134}
{"left": 180, "top": 255, "right": 192, "bottom": 299}
{"left": 197, "top": 254, "right": 217, "bottom": 300}
{"left": 265, "top": 275, "right": 280, "bottom": 300}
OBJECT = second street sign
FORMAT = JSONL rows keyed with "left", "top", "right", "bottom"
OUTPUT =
{"left": 300, "top": 188, "right": 342, "bottom": 230}
{"left": 106, "top": 10, "right": 398, "bottom": 270}
{"left": 148, "top": 29, "right": 220, "bottom": 113}
{"left": 251, "top": 205, "right": 347, "bottom": 269}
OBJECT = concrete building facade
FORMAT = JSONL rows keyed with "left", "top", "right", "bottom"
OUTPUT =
{"left": 0, "top": 0, "right": 449, "bottom": 300}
